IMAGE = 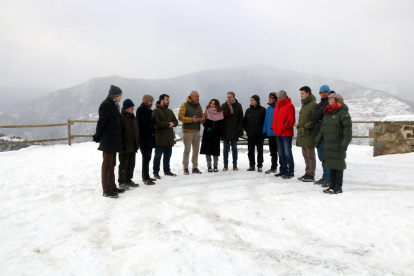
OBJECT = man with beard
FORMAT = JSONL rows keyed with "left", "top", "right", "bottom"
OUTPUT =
{"left": 137, "top": 94, "right": 157, "bottom": 185}
{"left": 152, "top": 94, "right": 178, "bottom": 179}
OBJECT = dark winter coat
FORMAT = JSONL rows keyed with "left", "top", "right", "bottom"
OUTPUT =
{"left": 200, "top": 118, "right": 223, "bottom": 156}
{"left": 296, "top": 94, "right": 317, "bottom": 148}
{"left": 315, "top": 104, "right": 352, "bottom": 170}
{"left": 311, "top": 97, "right": 329, "bottom": 137}
{"left": 221, "top": 100, "right": 244, "bottom": 141}
{"left": 244, "top": 104, "right": 266, "bottom": 137}
{"left": 93, "top": 98, "right": 123, "bottom": 153}
{"left": 271, "top": 97, "right": 295, "bottom": 137}
{"left": 120, "top": 109, "right": 139, "bottom": 153}
{"left": 136, "top": 103, "right": 155, "bottom": 148}
{"left": 152, "top": 103, "right": 178, "bottom": 147}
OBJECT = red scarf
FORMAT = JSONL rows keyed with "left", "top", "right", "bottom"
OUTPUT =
{"left": 324, "top": 103, "right": 342, "bottom": 115}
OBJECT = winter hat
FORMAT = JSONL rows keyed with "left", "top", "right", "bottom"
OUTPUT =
{"left": 142, "top": 94, "right": 154, "bottom": 103}
{"left": 123, "top": 99, "right": 134, "bottom": 110}
{"left": 319, "top": 85, "right": 331, "bottom": 94}
{"left": 269, "top": 92, "right": 277, "bottom": 99}
{"left": 251, "top": 95, "right": 260, "bottom": 103}
{"left": 108, "top": 85, "right": 122, "bottom": 97}
{"left": 328, "top": 93, "right": 344, "bottom": 103}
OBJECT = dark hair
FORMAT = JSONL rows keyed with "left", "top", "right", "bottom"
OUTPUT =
{"left": 300, "top": 86, "right": 311, "bottom": 94}
{"left": 206, "top": 99, "right": 222, "bottom": 112}
{"left": 227, "top": 91, "right": 235, "bottom": 97}
{"left": 159, "top": 94, "right": 169, "bottom": 101}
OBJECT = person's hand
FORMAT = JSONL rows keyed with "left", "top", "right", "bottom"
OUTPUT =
{"left": 192, "top": 116, "right": 198, "bottom": 122}
{"left": 198, "top": 116, "right": 205, "bottom": 122}
{"left": 341, "top": 146, "right": 348, "bottom": 153}
{"left": 169, "top": 122, "right": 174, "bottom": 128}
{"left": 92, "top": 135, "right": 99, "bottom": 143}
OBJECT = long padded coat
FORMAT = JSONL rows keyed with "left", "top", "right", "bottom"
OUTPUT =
{"left": 315, "top": 104, "right": 352, "bottom": 170}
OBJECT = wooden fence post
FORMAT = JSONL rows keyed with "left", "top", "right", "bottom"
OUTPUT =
{"left": 68, "top": 119, "right": 72, "bottom": 146}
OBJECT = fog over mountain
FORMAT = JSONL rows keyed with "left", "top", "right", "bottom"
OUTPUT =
{"left": 0, "top": 64, "right": 413, "bottom": 144}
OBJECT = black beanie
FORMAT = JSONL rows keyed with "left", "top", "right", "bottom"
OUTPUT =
{"left": 108, "top": 85, "right": 122, "bottom": 97}
{"left": 251, "top": 95, "right": 260, "bottom": 103}
{"left": 123, "top": 99, "right": 134, "bottom": 110}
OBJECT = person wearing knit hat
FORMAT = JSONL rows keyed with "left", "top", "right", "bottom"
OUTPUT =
{"left": 137, "top": 94, "right": 156, "bottom": 185}
{"left": 311, "top": 85, "right": 332, "bottom": 187}
{"left": 118, "top": 99, "right": 139, "bottom": 189}
{"left": 92, "top": 85, "right": 125, "bottom": 198}
{"left": 315, "top": 92, "right": 352, "bottom": 194}
{"left": 244, "top": 95, "right": 266, "bottom": 172}
{"left": 263, "top": 92, "right": 280, "bottom": 174}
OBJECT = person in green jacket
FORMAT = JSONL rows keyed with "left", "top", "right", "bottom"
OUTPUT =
{"left": 296, "top": 86, "right": 318, "bottom": 182}
{"left": 315, "top": 93, "right": 352, "bottom": 194}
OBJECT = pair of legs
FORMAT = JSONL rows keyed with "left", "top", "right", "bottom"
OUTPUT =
{"left": 153, "top": 146, "right": 173, "bottom": 174}
{"left": 301, "top": 147, "right": 316, "bottom": 176}
{"left": 222, "top": 140, "right": 238, "bottom": 167}
{"left": 268, "top": 136, "right": 279, "bottom": 171}
{"left": 102, "top": 152, "right": 117, "bottom": 193}
{"left": 276, "top": 136, "right": 294, "bottom": 175}
{"left": 206, "top": 155, "right": 219, "bottom": 167}
{"left": 317, "top": 140, "right": 331, "bottom": 182}
{"left": 182, "top": 131, "right": 200, "bottom": 169}
{"left": 140, "top": 145, "right": 153, "bottom": 181}
{"left": 118, "top": 152, "right": 136, "bottom": 184}
{"left": 247, "top": 136, "right": 264, "bottom": 168}
{"left": 329, "top": 169, "right": 343, "bottom": 192}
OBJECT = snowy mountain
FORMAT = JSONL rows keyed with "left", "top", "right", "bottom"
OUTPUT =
{"left": 1, "top": 64, "right": 413, "bottom": 143}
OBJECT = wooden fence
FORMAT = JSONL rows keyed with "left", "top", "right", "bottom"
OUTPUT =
{"left": 0, "top": 120, "right": 378, "bottom": 146}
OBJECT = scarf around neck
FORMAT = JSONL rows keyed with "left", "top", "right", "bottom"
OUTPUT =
{"left": 205, "top": 108, "right": 224, "bottom": 121}
{"left": 225, "top": 99, "right": 236, "bottom": 117}
{"left": 324, "top": 103, "right": 342, "bottom": 115}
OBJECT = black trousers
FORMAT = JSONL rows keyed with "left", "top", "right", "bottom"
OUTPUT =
{"left": 140, "top": 146, "right": 153, "bottom": 181}
{"left": 247, "top": 136, "right": 264, "bottom": 168}
{"left": 329, "top": 169, "right": 344, "bottom": 191}
{"left": 118, "top": 152, "right": 136, "bottom": 184}
{"left": 268, "top": 136, "right": 279, "bottom": 171}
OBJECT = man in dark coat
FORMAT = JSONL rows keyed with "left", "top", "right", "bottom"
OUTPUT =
{"left": 93, "top": 85, "right": 125, "bottom": 198}
{"left": 221, "top": 91, "right": 244, "bottom": 171}
{"left": 118, "top": 99, "right": 140, "bottom": 190}
{"left": 244, "top": 95, "right": 266, "bottom": 172}
{"left": 152, "top": 94, "right": 178, "bottom": 179}
{"left": 137, "top": 94, "right": 156, "bottom": 185}
{"left": 296, "top": 86, "right": 317, "bottom": 182}
{"left": 311, "top": 85, "right": 332, "bottom": 187}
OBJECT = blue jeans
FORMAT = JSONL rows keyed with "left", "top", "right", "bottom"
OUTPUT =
{"left": 153, "top": 146, "right": 172, "bottom": 174}
{"left": 223, "top": 140, "right": 238, "bottom": 166}
{"left": 317, "top": 140, "right": 331, "bottom": 182}
{"left": 276, "top": 136, "right": 294, "bottom": 174}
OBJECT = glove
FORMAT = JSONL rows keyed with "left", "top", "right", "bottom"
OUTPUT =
{"left": 92, "top": 135, "right": 99, "bottom": 143}
{"left": 341, "top": 146, "right": 348, "bottom": 153}
{"left": 207, "top": 127, "right": 212, "bottom": 132}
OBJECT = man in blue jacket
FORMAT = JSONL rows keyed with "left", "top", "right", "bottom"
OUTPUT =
{"left": 263, "top": 92, "right": 279, "bottom": 174}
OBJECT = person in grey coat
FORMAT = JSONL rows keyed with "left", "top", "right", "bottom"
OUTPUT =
{"left": 93, "top": 85, "right": 125, "bottom": 198}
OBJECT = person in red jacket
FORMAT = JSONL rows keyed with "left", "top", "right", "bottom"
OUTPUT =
{"left": 271, "top": 90, "right": 296, "bottom": 179}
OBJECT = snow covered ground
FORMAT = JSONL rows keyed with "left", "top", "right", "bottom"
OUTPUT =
{"left": 1, "top": 142, "right": 413, "bottom": 275}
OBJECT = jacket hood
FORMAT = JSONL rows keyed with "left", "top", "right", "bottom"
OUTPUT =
{"left": 186, "top": 96, "right": 199, "bottom": 106}
{"left": 156, "top": 103, "right": 166, "bottom": 109}
{"left": 279, "top": 97, "right": 292, "bottom": 106}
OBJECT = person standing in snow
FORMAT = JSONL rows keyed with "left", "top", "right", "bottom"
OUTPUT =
{"left": 118, "top": 99, "right": 140, "bottom": 190}
{"left": 296, "top": 86, "right": 318, "bottom": 182}
{"left": 271, "top": 90, "right": 296, "bottom": 179}
{"left": 178, "top": 91, "right": 205, "bottom": 175}
{"left": 200, "top": 99, "right": 224, "bottom": 172}
{"left": 221, "top": 92, "right": 244, "bottom": 171}
{"left": 263, "top": 92, "right": 280, "bottom": 174}
{"left": 137, "top": 94, "right": 157, "bottom": 185}
{"left": 93, "top": 85, "right": 125, "bottom": 198}
{"left": 152, "top": 94, "right": 178, "bottom": 179}
{"left": 244, "top": 95, "right": 266, "bottom": 172}
{"left": 311, "top": 85, "right": 332, "bottom": 187}
{"left": 315, "top": 93, "right": 352, "bottom": 194}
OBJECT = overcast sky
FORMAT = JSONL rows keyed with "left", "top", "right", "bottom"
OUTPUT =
{"left": 1, "top": 0, "right": 413, "bottom": 98}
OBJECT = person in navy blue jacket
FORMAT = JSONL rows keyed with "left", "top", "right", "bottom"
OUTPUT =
{"left": 263, "top": 92, "right": 280, "bottom": 174}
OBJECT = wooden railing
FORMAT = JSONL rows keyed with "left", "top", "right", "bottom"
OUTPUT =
{"left": 0, "top": 120, "right": 379, "bottom": 146}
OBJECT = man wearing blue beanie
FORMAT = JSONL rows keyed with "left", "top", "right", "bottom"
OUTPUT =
{"left": 311, "top": 85, "right": 332, "bottom": 187}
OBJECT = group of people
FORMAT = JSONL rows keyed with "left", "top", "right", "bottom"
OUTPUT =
{"left": 93, "top": 84, "right": 352, "bottom": 198}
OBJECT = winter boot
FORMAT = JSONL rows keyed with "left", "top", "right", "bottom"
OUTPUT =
{"left": 323, "top": 188, "right": 333, "bottom": 194}
{"left": 274, "top": 172, "right": 286, "bottom": 177}
{"left": 154, "top": 173, "right": 161, "bottom": 179}
{"left": 233, "top": 165, "right": 238, "bottom": 171}
{"left": 103, "top": 190, "right": 118, "bottom": 198}
{"left": 258, "top": 167, "right": 262, "bottom": 172}
{"left": 213, "top": 166, "right": 218, "bottom": 172}
{"left": 302, "top": 175, "right": 315, "bottom": 182}
{"left": 321, "top": 182, "right": 331, "bottom": 188}
{"left": 119, "top": 183, "right": 130, "bottom": 190}
{"left": 265, "top": 169, "right": 277, "bottom": 174}
{"left": 281, "top": 173, "right": 294, "bottom": 179}
{"left": 297, "top": 174, "right": 309, "bottom": 181}
{"left": 208, "top": 167, "right": 213, "bottom": 173}
{"left": 192, "top": 168, "right": 202, "bottom": 174}
{"left": 115, "top": 188, "right": 125, "bottom": 194}
{"left": 247, "top": 167, "right": 255, "bottom": 171}
{"left": 164, "top": 171, "right": 177, "bottom": 177}
{"left": 223, "top": 166, "right": 228, "bottom": 171}
{"left": 183, "top": 168, "right": 190, "bottom": 175}
{"left": 314, "top": 178, "right": 325, "bottom": 185}
{"left": 144, "top": 179, "right": 156, "bottom": 185}
{"left": 126, "top": 181, "right": 139, "bottom": 188}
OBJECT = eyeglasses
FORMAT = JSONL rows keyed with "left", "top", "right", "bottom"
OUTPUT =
{"left": 319, "top": 91, "right": 328, "bottom": 94}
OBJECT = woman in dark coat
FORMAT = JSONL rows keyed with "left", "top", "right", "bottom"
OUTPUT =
{"left": 200, "top": 99, "right": 224, "bottom": 172}
{"left": 315, "top": 93, "right": 352, "bottom": 194}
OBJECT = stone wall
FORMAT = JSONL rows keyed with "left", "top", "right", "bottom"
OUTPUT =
{"left": 371, "top": 121, "right": 414, "bottom": 157}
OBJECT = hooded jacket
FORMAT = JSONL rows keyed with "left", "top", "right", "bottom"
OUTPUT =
{"left": 296, "top": 94, "right": 317, "bottom": 147}
{"left": 271, "top": 97, "right": 295, "bottom": 137}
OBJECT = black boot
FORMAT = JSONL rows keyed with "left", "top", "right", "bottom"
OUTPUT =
{"left": 213, "top": 166, "right": 218, "bottom": 172}
{"left": 208, "top": 166, "right": 213, "bottom": 173}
